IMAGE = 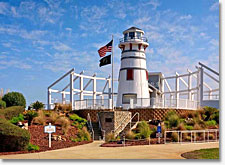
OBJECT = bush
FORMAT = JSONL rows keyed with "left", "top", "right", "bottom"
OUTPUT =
{"left": 2, "top": 92, "right": 26, "bottom": 108}
{"left": 171, "top": 132, "right": 178, "bottom": 142}
{"left": 125, "top": 130, "right": 135, "bottom": 139}
{"left": 24, "top": 110, "right": 38, "bottom": 126}
{"left": 184, "top": 125, "right": 193, "bottom": 130}
{"left": 0, "top": 100, "right": 6, "bottom": 109}
{"left": 77, "top": 127, "right": 91, "bottom": 141}
{"left": 0, "top": 118, "right": 30, "bottom": 152}
{"left": 206, "top": 120, "right": 217, "bottom": 126}
{"left": 136, "top": 121, "right": 151, "bottom": 139}
{"left": 32, "top": 110, "right": 46, "bottom": 125}
{"left": 27, "top": 143, "right": 39, "bottom": 151}
{"left": 10, "top": 113, "right": 24, "bottom": 124}
{"left": 105, "top": 132, "right": 116, "bottom": 142}
{"left": 54, "top": 103, "right": 72, "bottom": 112}
{"left": 177, "top": 123, "right": 186, "bottom": 130}
{"left": 69, "top": 114, "right": 87, "bottom": 129}
{"left": 49, "top": 111, "right": 60, "bottom": 124}
{"left": 193, "top": 123, "right": 202, "bottom": 130}
{"left": 55, "top": 117, "right": 70, "bottom": 135}
{"left": 31, "top": 101, "right": 44, "bottom": 110}
{"left": 203, "top": 106, "right": 219, "bottom": 121}
{"left": 0, "top": 106, "right": 24, "bottom": 120}
{"left": 164, "top": 111, "right": 180, "bottom": 129}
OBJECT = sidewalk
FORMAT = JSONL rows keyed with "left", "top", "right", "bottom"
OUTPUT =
{"left": 0, "top": 141, "right": 219, "bottom": 159}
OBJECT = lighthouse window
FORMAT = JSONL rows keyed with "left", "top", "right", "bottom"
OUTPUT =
{"left": 136, "top": 32, "right": 141, "bottom": 39}
{"left": 127, "top": 69, "right": 133, "bottom": 80}
{"left": 124, "top": 33, "right": 128, "bottom": 41}
{"left": 129, "top": 32, "right": 135, "bottom": 39}
{"left": 122, "top": 94, "right": 137, "bottom": 104}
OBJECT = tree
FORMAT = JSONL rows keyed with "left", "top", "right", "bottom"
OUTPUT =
{"left": 2, "top": 92, "right": 26, "bottom": 108}
{"left": 31, "top": 101, "right": 44, "bottom": 110}
{"left": 0, "top": 100, "right": 6, "bottom": 109}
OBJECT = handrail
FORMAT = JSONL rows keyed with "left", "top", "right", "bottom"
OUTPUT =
{"left": 97, "top": 113, "right": 106, "bottom": 141}
{"left": 113, "top": 113, "right": 131, "bottom": 136}
{"left": 87, "top": 113, "right": 94, "bottom": 140}
{"left": 129, "top": 112, "right": 139, "bottom": 130}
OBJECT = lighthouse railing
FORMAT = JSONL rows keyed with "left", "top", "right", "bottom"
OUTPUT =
{"left": 119, "top": 36, "right": 148, "bottom": 43}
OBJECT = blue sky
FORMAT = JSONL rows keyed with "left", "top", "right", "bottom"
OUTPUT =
{"left": 0, "top": 0, "right": 219, "bottom": 106}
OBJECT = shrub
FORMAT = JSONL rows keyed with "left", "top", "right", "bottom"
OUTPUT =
{"left": 105, "top": 132, "right": 116, "bottom": 142}
{"left": 0, "top": 100, "right": 6, "bottom": 109}
{"left": 2, "top": 92, "right": 26, "bottom": 107}
{"left": 24, "top": 110, "right": 38, "bottom": 126}
{"left": 0, "top": 106, "right": 24, "bottom": 120}
{"left": 27, "top": 143, "right": 40, "bottom": 151}
{"left": 203, "top": 106, "right": 219, "bottom": 121}
{"left": 184, "top": 125, "right": 193, "bottom": 130}
{"left": 212, "top": 111, "right": 219, "bottom": 124}
{"left": 31, "top": 101, "right": 44, "bottom": 110}
{"left": 193, "top": 123, "right": 202, "bottom": 130}
{"left": 55, "top": 117, "right": 70, "bottom": 135}
{"left": 136, "top": 121, "right": 151, "bottom": 139}
{"left": 32, "top": 110, "right": 46, "bottom": 125}
{"left": 164, "top": 111, "right": 180, "bottom": 129}
{"left": 125, "top": 130, "right": 135, "bottom": 139}
{"left": 206, "top": 120, "right": 217, "bottom": 126}
{"left": 177, "top": 123, "right": 186, "bottom": 130}
{"left": 77, "top": 127, "right": 91, "bottom": 141}
{"left": 0, "top": 118, "right": 30, "bottom": 152}
{"left": 171, "top": 132, "right": 178, "bottom": 142}
{"left": 69, "top": 114, "right": 87, "bottom": 129}
{"left": 49, "top": 112, "right": 60, "bottom": 124}
{"left": 10, "top": 113, "right": 24, "bottom": 124}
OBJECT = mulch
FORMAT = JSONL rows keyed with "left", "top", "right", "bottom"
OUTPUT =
{"left": 101, "top": 138, "right": 164, "bottom": 147}
{"left": 0, "top": 125, "right": 92, "bottom": 155}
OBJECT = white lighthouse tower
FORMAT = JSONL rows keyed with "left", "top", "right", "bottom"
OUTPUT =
{"left": 116, "top": 27, "right": 150, "bottom": 108}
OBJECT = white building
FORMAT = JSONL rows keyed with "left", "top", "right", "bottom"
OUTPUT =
{"left": 116, "top": 27, "right": 150, "bottom": 108}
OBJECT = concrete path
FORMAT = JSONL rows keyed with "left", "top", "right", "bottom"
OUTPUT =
{"left": 0, "top": 141, "right": 219, "bottom": 159}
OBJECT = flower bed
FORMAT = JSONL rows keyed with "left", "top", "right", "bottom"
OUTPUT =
{"left": 101, "top": 138, "right": 164, "bottom": 147}
{"left": 0, "top": 125, "right": 92, "bottom": 155}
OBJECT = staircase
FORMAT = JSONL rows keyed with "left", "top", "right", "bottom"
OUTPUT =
{"left": 92, "top": 122, "right": 102, "bottom": 140}
{"left": 113, "top": 112, "right": 140, "bottom": 137}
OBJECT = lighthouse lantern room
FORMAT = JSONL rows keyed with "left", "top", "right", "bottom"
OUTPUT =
{"left": 116, "top": 27, "right": 150, "bottom": 108}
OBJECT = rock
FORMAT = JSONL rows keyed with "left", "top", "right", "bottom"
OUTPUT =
{"left": 58, "top": 135, "right": 62, "bottom": 141}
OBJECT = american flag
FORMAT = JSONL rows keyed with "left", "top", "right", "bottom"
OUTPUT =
{"left": 98, "top": 40, "right": 112, "bottom": 57}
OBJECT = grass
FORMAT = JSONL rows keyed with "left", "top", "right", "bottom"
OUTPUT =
{"left": 181, "top": 148, "right": 219, "bottom": 159}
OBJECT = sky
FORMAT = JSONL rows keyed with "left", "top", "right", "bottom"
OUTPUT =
{"left": 0, "top": 0, "right": 219, "bottom": 106}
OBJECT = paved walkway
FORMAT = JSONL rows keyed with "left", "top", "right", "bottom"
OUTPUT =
{"left": 0, "top": 141, "right": 219, "bottom": 159}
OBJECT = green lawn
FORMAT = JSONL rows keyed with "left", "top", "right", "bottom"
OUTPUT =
{"left": 181, "top": 148, "right": 219, "bottom": 159}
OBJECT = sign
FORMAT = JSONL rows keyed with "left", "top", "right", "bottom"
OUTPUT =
{"left": 156, "top": 132, "right": 162, "bottom": 138}
{"left": 157, "top": 125, "right": 161, "bottom": 133}
{"left": 44, "top": 123, "right": 56, "bottom": 148}
{"left": 44, "top": 124, "right": 56, "bottom": 134}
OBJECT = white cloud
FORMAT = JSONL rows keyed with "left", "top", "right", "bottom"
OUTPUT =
{"left": 0, "top": 59, "right": 32, "bottom": 70}
{"left": 144, "top": 0, "right": 160, "bottom": 10}
{"left": 210, "top": 2, "right": 219, "bottom": 11}
{"left": 179, "top": 14, "right": 192, "bottom": 20}
{"left": 53, "top": 42, "right": 72, "bottom": 51}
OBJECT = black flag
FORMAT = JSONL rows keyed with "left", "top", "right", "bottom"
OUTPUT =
{"left": 99, "top": 54, "right": 111, "bottom": 67}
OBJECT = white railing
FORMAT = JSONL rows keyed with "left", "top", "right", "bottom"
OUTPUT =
{"left": 97, "top": 113, "right": 105, "bottom": 141}
{"left": 164, "top": 129, "right": 219, "bottom": 144}
{"left": 74, "top": 98, "right": 199, "bottom": 110}
{"left": 87, "top": 113, "right": 94, "bottom": 139}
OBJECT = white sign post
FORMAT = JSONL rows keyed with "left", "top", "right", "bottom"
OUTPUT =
{"left": 44, "top": 123, "right": 56, "bottom": 148}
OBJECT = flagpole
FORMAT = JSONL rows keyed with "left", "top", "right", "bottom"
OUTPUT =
{"left": 112, "top": 35, "right": 114, "bottom": 111}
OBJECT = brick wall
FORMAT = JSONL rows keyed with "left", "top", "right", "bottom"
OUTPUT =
{"left": 75, "top": 108, "right": 193, "bottom": 122}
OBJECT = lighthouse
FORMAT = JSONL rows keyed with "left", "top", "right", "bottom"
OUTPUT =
{"left": 116, "top": 27, "right": 150, "bottom": 108}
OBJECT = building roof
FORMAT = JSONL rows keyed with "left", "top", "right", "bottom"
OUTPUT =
{"left": 123, "top": 26, "right": 144, "bottom": 34}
